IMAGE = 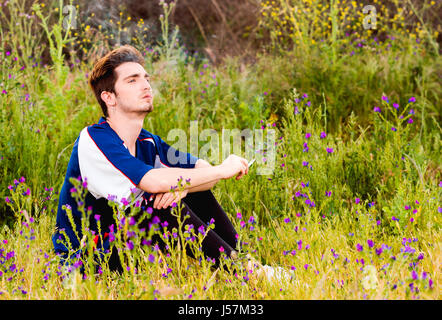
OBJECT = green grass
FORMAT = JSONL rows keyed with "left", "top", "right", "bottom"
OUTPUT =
{"left": 0, "top": 0, "right": 440, "bottom": 299}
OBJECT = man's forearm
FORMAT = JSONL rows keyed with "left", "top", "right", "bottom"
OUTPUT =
{"left": 138, "top": 165, "right": 224, "bottom": 194}
{"left": 187, "top": 159, "right": 220, "bottom": 192}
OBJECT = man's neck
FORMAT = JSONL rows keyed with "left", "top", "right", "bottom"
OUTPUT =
{"left": 106, "top": 113, "right": 145, "bottom": 156}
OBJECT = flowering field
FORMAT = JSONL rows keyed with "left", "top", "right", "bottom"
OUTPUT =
{"left": 0, "top": 0, "right": 441, "bottom": 300}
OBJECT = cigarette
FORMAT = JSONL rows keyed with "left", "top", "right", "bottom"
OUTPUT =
{"left": 248, "top": 158, "right": 256, "bottom": 168}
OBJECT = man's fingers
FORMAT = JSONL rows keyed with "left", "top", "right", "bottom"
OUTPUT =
{"left": 153, "top": 193, "right": 164, "bottom": 209}
{"left": 154, "top": 190, "right": 189, "bottom": 209}
{"left": 159, "top": 192, "right": 174, "bottom": 209}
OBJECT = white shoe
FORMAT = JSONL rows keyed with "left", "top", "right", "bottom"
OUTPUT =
{"left": 246, "top": 258, "right": 294, "bottom": 283}
{"left": 256, "top": 265, "right": 294, "bottom": 283}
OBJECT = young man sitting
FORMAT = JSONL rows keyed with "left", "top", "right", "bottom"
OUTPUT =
{"left": 52, "top": 45, "right": 250, "bottom": 272}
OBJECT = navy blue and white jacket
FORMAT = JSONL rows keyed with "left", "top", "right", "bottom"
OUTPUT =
{"left": 52, "top": 117, "right": 198, "bottom": 254}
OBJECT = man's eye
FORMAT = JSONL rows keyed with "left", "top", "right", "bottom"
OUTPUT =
{"left": 128, "top": 79, "right": 135, "bottom": 83}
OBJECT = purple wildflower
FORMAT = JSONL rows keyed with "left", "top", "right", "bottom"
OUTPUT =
{"left": 408, "top": 97, "right": 416, "bottom": 103}
{"left": 320, "top": 132, "right": 327, "bottom": 139}
{"left": 411, "top": 270, "right": 418, "bottom": 280}
{"left": 373, "top": 106, "right": 381, "bottom": 112}
{"left": 367, "top": 239, "right": 374, "bottom": 248}
{"left": 126, "top": 240, "right": 134, "bottom": 250}
{"left": 121, "top": 198, "right": 129, "bottom": 206}
{"left": 356, "top": 243, "right": 363, "bottom": 252}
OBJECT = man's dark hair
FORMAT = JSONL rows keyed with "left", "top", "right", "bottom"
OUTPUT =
{"left": 89, "top": 45, "right": 145, "bottom": 118}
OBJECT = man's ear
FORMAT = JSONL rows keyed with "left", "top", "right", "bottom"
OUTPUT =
{"left": 101, "top": 91, "right": 116, "bottom": 107}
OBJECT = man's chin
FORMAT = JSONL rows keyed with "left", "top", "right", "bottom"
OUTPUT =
{"left": 142, "top": 104, "right": 153, "bottom": 113}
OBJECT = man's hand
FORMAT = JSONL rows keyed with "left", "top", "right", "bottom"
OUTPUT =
{"left": 153, "top": 189, "right": 189, "bottom": 209}
{"left": 219, "top": 154, "right": 249, "bottom": 180}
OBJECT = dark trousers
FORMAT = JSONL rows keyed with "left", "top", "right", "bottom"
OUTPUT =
{"left": 108, "top": 190, "right": 239, "bottom": 272}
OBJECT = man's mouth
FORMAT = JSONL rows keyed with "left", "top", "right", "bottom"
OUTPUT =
{"left": 142, "top": 94, "right": 152, "bottom": 100}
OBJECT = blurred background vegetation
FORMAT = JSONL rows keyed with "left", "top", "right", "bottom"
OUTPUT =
{"left": 0, "top": 0, "right": 440, "bottom": 226}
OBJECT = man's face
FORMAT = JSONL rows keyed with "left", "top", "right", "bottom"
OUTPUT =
{"left": 112, "top": 61, "right": 153, "bottom": 115}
